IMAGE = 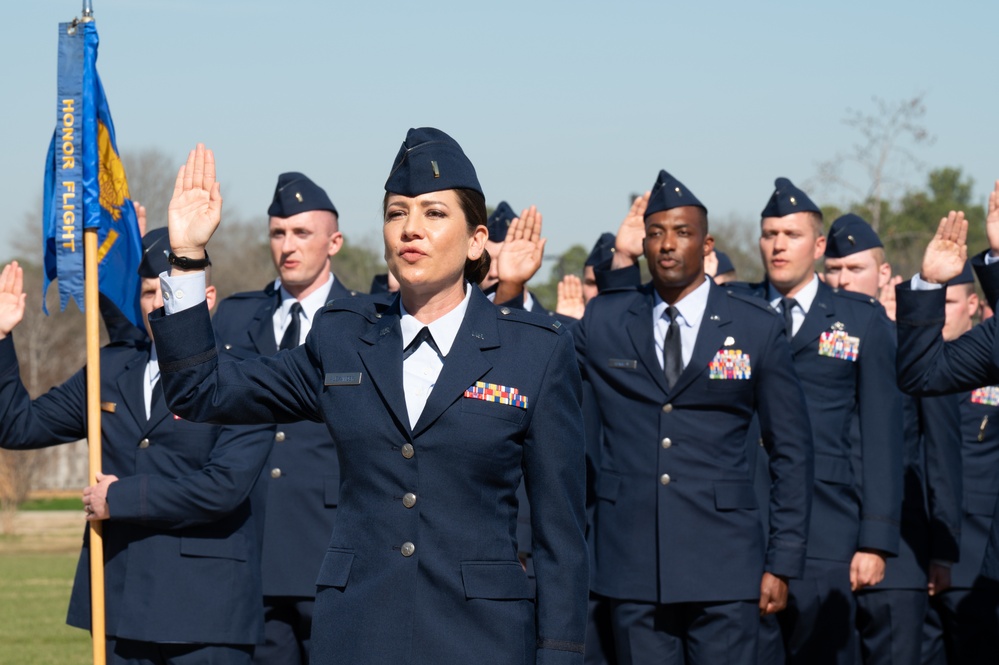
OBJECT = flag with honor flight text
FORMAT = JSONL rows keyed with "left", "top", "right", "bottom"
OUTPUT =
{"left": 42, "top": 19, "right": 142, "bottom": 328}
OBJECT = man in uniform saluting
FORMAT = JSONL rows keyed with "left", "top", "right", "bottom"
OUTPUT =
{"left": 212, "top": 172, "right": 357, "bottom": 665}
{"left": 575, "top": 169, "right": 813, "bottom": 665}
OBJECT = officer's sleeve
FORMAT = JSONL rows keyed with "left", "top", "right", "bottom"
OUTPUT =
{"left": 522, "top": 331, "right": 588, "bottom": 664}
{"left": 972, "top": 249, "right": 999, "bottom": 309}
{"left": 593, "top": 260, "right": 641, "bottom": 293}
{"left": 0, "top": 334, "right": 87, "bottom": 450}
{"left": 149, "top": 301, "right": 324, "bottom": 426}
{"left": 753, "top": 314, "right": 813, "bottom": 578}
{"left": 856, "top": 311, "right": 903, "bottom": 555}
{"left": 105, "top": 423, "right": 274, "bottom": 528}
{"left": 896, "top": 282, "right": 999, "bottom": 394}
{"left": 918, "top": 395, "right": 962, "bottom": 563}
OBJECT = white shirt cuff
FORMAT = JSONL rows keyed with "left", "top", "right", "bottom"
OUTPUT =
{"left": 985, "top": 251, "right": 999, "bottom": 265}
{"left": 910, "top": 274, "right": 943, "bottom": 291}
{"left": 160, "top": 270, "right": 207, "bottom": 314}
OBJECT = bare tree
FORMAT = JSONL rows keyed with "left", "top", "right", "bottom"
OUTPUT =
{"left": 121, "top": 148, "right": 177, "bottom": 231}
{"left": 812, "top": 94, "right": 934, "bottom": 231}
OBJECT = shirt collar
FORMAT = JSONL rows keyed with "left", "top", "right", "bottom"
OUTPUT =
{"left": 768, "top": 273, "right": 819, "bottom": 314}
{"left": 277, "top": 273, "right": 333, "bottom": 323}
{"left": 399, "top": 283, "right": 473, "bottom": 357}
{"left": 652, "top": 275, "right": 712, "bottom": 328}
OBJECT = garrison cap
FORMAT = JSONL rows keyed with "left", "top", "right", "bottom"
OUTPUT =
{"left": 761, "top": 177, "right": 821, "bottom": 218}
{"left": 370, "top": 273, "right": 390, "bottom": 294}
{"left": 138, "top": 227, "right": 173, "bottom": 278}
{"left": 385, "top": 127, "right": 482, "bottom": 196}
{"left": 268, "top": 172, "right": 338, "bottom": 218}
{"left": 644, "top": 169, "right": 707, "bottom": 219}
{"left": 586, "top": 232, "right": 617, "bottom": 267}
{"left": 714, "top": 249, "right": 735, "bottom": 275}
{"left": 825, "top": 213, "right": 883, "bottom": 259}
{"left": 946, "top": 261, "right": 975, "bottom": 287}
{"left": 487, "top": 201, "right": 517, "bottom": 242}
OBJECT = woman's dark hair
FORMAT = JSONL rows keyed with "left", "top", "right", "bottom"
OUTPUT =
{"left": 382, "top": 189, "right": 491, "bottom": 284}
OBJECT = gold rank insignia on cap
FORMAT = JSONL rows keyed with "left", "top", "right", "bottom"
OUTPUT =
{"left": 848, "top": 235, "right": 856, "bottom": 245}
{"left": 295, "top": 192, "right": 303, "bottom": 203}
{"left": 431, "top": 160, "right": 440, "bottom": 178}
{"left": 675, "top": 187, "right": 682, "bottom": 195}
{"left": 790, "top": 196, "right": 797, "bottom": 205}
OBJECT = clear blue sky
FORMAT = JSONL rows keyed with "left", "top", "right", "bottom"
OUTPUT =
{"left": 2, "top": 0, "right": 996, "bottom": 266}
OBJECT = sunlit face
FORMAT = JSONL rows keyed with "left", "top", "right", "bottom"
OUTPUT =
{"left": 383, "top": 190, "right": 487, "bottom": 298}
{"left": 943, "top": 283, "right": 979, "bottom": 341}
{"left": 269, "top": 210, "right": 342, "bottom": 296}
{"left": 643, "top": 206, "right": 712, "bottom": 301}
{"left": 479, "top": 239, "right": 504, "bottom": 290}
{"left": 760, "top": 213, "right": 825, "bottom": 295}
{"left": 824, "top": 249, "right": 891, "bottom": 299}
{"left": 582, "top": 265, "right": 598, "bottom": 303}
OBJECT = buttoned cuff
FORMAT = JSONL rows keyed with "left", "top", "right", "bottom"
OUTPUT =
{"left": 859, "top": 518, "right": 900, "bottom": 557}
{"left": 986, "top": 252, "right": 999, "bottom": 265}
{"left": 160, "top": 270, "right": 207, "bottom": 314}
{"left": 910, "top": 274, "right": 944, "bottom": 291}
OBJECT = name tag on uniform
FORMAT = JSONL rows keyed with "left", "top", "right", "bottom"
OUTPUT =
{"left": 464, "top": 381, "right": 529, "bottom": 409}
{"left": 972, "top": 386, "right": 999, "bottom": 406}
{"left": 324, "top": 372, "right": 363, "bottom": 386}
{"left": 709, "top": 349, "right": 751, "bottom": 379}
{"left": 818, "top": 330, "right": 859, "bottom": 361}
{"left": 608, "top": 358, "right": 638, "bottom": 370}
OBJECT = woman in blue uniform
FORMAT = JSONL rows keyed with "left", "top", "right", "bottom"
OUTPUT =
{"left": 148, "top": 131, "right": 588, "bottom": 665}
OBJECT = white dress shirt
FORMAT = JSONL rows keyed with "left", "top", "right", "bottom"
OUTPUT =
{"left": 652, "top": 275, "right": 711, "bottom": 370}
{"left": 768, "top": 273, "right": 820, "bottom": 337}
{"left": 272, "top": 274, "right": 333, "bottom": 349}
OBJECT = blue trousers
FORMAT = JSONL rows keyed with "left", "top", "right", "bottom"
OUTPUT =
{"left": 855, "top": 588, "right": 927, "bottom": 665}
{"left": 252, "top": 596, "right": 314, "bottom": 665}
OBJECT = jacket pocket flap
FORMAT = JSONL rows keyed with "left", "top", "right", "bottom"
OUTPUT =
{"left": 460, "top": 561, "right": 532, "bottom": 600}
{"left": 714, "top": 482, "right": 757, "bottom": 510}
{"left": 315, "top": 549, "right": 354, "bottom": 589}
{"left": 965, "top": 491, "right": 998, "bottom": 516}
{"left": 814, "top": 454, "right": 852, "bottom": 485}
{"left": 180, "top": 534, "right": 247, "bottom": 561}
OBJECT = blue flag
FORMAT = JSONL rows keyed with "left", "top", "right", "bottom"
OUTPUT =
{"left": 43, "top": 20, "right": 143, "bottom": 328}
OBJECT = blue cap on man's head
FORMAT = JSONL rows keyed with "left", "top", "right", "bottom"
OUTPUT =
{"left": 946, "top": 261, "right": 975, "bottom": 287}
{"left": 825, "top": 213, "right": 883, "bottom": 259}
{"left": 137, "top": 227, "right": 172, "bottom": 278}
{"left": 761, "top": 177, "right": 821, "bottom": 218}
{"left": 487, "top": 201, "right": 517, "bottom": 242}
{"left": 714, "top": 250, "right": 735, "bottom": 275}
{"left": 267, "top": 172, "right": 337, "bottom": 218}
{"left": 586, "top": 233, "right": 617, "bottom": 267}
{"left": 384, "top": 127, "right": 482, "bottom": 197}
{"left": 644, "top": 170, "right": 707, "bottom": 219}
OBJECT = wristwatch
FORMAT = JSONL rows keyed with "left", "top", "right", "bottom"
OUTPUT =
{"left": 167, "top": 251, "right": 211, "bottom": 270}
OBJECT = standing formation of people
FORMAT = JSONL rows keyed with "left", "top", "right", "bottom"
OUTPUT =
{"left": 2, "top": 128, "right": 998, "bottom": 665}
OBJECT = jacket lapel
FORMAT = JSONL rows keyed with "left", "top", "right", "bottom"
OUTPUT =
{"left": 357, "top": 297, "right": 412, "bottom": 437}
{"left": 791, "top": 281, "right": 836, "bottom": 355}
{"left": 247, "top": 282, "right": 280, "bottom": 356}
{"left": 413, "top": 290, "right": 496, "bottom": 437}
{"left": 625, "top": 284, "right": 670, "bottom": 396}
{"left": 116, "top": 349, "right": 149, "bottom": 428}
{"left": 668, "top": 282, "right": 731, "bottom": 397}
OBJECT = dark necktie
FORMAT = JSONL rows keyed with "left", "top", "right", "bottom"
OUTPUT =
{"left": 403, "top": 326, "right": 443, "bottom": 361}
{"left": 279, "top": 302, "right": 303, "bottom": 351}
{"left": 149, "top": 379, "right": 163, "bottom": 421}
{"left": 780, "top": 297, "right": 798, "bottom": 340}
{"left": 663, "top": 306, "right": 682, "bottom": 389}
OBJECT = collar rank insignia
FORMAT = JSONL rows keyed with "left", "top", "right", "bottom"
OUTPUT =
{"left": 709, "top": 349, "right": 751, "bottom": 380}
{"left": 818, "top": 329, "right": 859, "bottom": 361}
{"left": 971, "top": 386, "right": 999, "bottom": 406}
{"left": 464, "top": 381, "right": 528, "bottom": 409}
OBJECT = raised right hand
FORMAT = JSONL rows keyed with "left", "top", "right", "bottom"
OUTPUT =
{"left": 167, "top": 143, "right": 222, "bottom": 261}
{"left": 0, "top": 262, "right": 26, "bottom": 339}
{"left": 611, "top": 191, "right": 650, "bottom": 269}
{"left": 920, "top": 210, "right": 968, "bottom": 284}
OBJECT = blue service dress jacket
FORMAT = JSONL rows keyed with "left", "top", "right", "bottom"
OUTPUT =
{"left": 573, "top": 280, "right": 813, "bottom": 604}
{"left": 212, "top": 277, "right": 356, "bottom": 598}
{"left": 149, "top": 287, "right": 589, "bottom": 665}
{"left": 0, "top": 334, "right": 269, "bottom": 645}
{"left": 731, "top": 279, "right": 903, "bottom": 562}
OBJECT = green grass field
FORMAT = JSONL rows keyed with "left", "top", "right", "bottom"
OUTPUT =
{"left": 0, "top": 551, "right": 91, "bottom": 665}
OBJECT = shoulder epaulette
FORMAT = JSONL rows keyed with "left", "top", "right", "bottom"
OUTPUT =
{"left": 725, "top": 289, "right": 781, "bottom": 313}
{"left": 495, "top": 305, "right": 567, "bottom": 334}
{"left": 323, "top": 293, "right": 392, "bottom": 322}
{"left": 829, "top": 287, "right": 879, "bottom": 307}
